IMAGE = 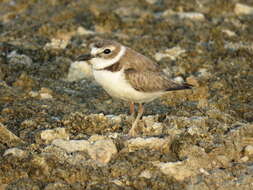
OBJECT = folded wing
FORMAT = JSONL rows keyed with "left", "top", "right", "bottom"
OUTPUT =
{"left": 125, "top": 69, "right": 193, "bottom": 92}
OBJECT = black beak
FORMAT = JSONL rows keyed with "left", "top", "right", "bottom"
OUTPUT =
{"left": 76, "top": 54, "right": 94, "bottom": 61}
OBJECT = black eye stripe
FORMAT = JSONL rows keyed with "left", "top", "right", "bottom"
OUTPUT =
{"left": 103, "top": 49, "right": 111, "bottom": 54}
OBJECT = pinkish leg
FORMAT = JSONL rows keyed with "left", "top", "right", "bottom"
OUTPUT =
{"left": 128, "top": 103, "right": 144, "bottom": 137}
{"left": 129, "top": 102, "right": 135, "bottom": 117}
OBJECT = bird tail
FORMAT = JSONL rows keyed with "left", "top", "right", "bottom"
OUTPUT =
{"left": 166, "top": 83, "right": 193, "bottom": 91}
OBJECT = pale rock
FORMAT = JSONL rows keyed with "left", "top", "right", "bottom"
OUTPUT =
{"left": 39, "top": 93, "right": 53, "bottom": 99}
{"left": 114, "top": 7, "right": 146, "bottom": 17}
{"left": 28, "top": 91, "right": 39, "bottom": 98}
{"left": 21, "top": 119, "right": 36, "bottom": 127}
{"left": 187, "top": 125, "right": 203, "bottom": 136}
{"left": 112, "top": 179, "right": 124, "bottom": 186}
{"left": 166, "top": 116, "right": 207, "bottom": 132}
{"left": 43, "top": 145, "right": 70, "bottom": 163}
{"left": 222, "top": 29, "right": 236, "bottom": 37}
{"left": 77, "top": 26, "right": 95, "bottom": 35}
{"left": 234, "top": 3, "right": 253, "bottom": 15}
{"left": 3, "top": 148, "right": 27, "bottom": 158}
{"left": 44, "top": 182, "right": 70, "bottom": 190}
{"left": 125, "top": 137, "right": 171, "bottom": 152}
{"left": 7, "top": 51, "right": 32, "bottom": 66}
{"left": 66, "top": 61, "right": 93, "bottom": 81}
{"left": 153, "top": 160, "right": 195, "bottom": 181}
{"left": 29, "top": 88, "right": 54, "bottom": 99}
{"left": 88, "top": 139, "right": 117, "bottom": 164}
{"left": 163, "top": 10, "right": 205, "bottom": 21}
{"left": 154, "top": 47, "right": 186, "bottom": 61}
{"left": 39, "top": 87, "right": 53, "bottom": 99}
{"left": 108, "top": 132, "right": 120, "bottom": 139}
{"left": 0, "top": 122, "right": 25, "bottom": 146}
{"left": 145, "top": 0, "right": 158, "bottom": 4}
{"left": 44, "top": 38, "right": 69, "bottom": 49}
{"left": 178, "top": 145, "right": 207, "bottom": 161}
{"left": 52, "top": 139, "right": 90, "bottom": 153}
{"left": 240, "top": 156, "right": 249, "bottom": 162}
{"left": 43, "top": 145, "right": 88, "bottom": 166}
{"left": 196, "top": 68, "right": 211, "bottom": 79}
{"left": 52, "top": 138, "right": 117, "bottom": 164}
{"left": 199, "top": 168, "right": 210, "bottom": 175}
{"left": 65, "top": 152, "right": 88, "bottom": 166}
{"left": 224, "top": 42, "right": 253, "bottom": 51}
{"left": 88, "top": 134, "right": 108, "bottom": 143}
{"left": 139, "top": 170, "right": 152, "bottom": 179}
{"left": 244, "top": 145, "right": 253, "bottom": 155}
{"left": 177, "top": 12, "right": 205, "bottom": 21}
{"left": 37, "top": 128, "right": 69, "bottom": 144}
{"left": 106, "top": 115, "right": 122, "bottom": 124}
{"left": 142, "top": 116, "right": 163, "bottom": 136}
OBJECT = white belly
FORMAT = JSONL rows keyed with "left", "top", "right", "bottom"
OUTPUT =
{"left": 93, "top": 69, "right": 164, "bottom": 103}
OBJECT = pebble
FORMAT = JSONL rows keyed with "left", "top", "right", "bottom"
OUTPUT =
{"left": 145, "top": 0, "right": 159, "bottom": 4}
{"left": 176, "top": 12, "right": 205, "bottom": 21}
{"left": 44, "top": 182, "right": 70, "bottom": 190}
{"left": 52, "top": 139, "right": 90, "bottom": 153}
{"left": 77, "top": 26, "right": 95, "bottom": 35}
{"left": 66, "top": 61, "right": 93, "bottom": 81}
{"left": 240, "top": 156, "right": 249, "bottom": 162}
{"left": 88, "top": 139, "right": 117, "bottom": 164}
{"left": 7, "top": 51, "right": 32, "bottom": 66}
{"left": 154, "top": 47, "right": 186, "bottom": 61}
{"left": 39, "top": 87, "right": 53, "bottom": 98}
{"left": 44, "top": 38, "right": 69, "bottom": 49}
{"left": 224, "top": 42, "right": 253, "bottom": 51}
{"left": 139, "top": 170, "right": 152, "bottom": 179}
{"left": 3, "top": 148, "right": 27, "bottom": 158}
{"left": 222, "top": 29, "right": 236, "bottom": 37}
{"left": 28, "top": 91, "right": 39, "bottom": 98}
{"left": 244, "top": 145, "right": 253, "bottom": 156}
{"left": 153, "top": 160, "right": 194, "bottom": 181}
{"left": 142, "top": 116, "right": 163, "bottom": 136}
{"left": 36, "top": 128, "right": 69, "bottom": 144}
{"left": 52, "top": 137, "right": 117, "bottom": 164}
{"left": 125, "top": 137, "right": 171, "bottom": 152}
{"left": 234, "top": 3, "right": 253, "bottom": 15}
{"left": 163, "top": 10, "right": 205, "bottom": 21}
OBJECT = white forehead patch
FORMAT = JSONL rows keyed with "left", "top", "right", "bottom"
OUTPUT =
{"left": 91, "top": 47, "right": 100, "bottom": 55}
{"left": 91, "top": 46, "right": 126, "bottom": 70}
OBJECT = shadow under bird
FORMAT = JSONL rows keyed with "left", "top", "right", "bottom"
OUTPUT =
{"left": 77, "top": 40, "right": 193, "bottom": 136}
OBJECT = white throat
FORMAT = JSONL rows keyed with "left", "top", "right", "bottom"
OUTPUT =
{"left": 91, "top": 46, "right": 126, "bottom": 70}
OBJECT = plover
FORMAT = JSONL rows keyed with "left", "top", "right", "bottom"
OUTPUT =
{"left": 77, "top": 40, "right": 193, "bottom": 136}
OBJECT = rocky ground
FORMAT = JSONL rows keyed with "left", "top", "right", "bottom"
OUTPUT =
{"left": 0, "top": 0, "right": 253, "bottom": 189}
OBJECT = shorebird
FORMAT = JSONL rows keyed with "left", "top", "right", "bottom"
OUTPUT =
{"left": 77, "top": 40, "right": 192, "bottom": 136}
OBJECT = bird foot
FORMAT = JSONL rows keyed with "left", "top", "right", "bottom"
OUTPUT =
{"left": 129, "top": 113, "right": 135, "bottom": 122}
{"left": 128, "top": 128, "right": 138, "bottom": 137}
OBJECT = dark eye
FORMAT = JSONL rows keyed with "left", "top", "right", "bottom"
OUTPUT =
{"left": 103, "top": 49, "right": 111, "bottom": 54}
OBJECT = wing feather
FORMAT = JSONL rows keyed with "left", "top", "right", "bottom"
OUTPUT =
{"left": 125, "top": 69, "right": 192, "bottom": 92}
{"left": 121, "top": 48, "right": 160, "bottom": 72}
